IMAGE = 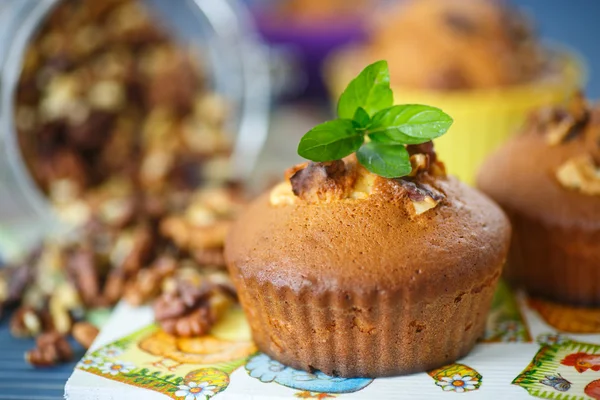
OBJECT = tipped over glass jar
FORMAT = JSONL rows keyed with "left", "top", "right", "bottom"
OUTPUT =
{"left": 0, "top": 0, "right": 270, "bottom": 258}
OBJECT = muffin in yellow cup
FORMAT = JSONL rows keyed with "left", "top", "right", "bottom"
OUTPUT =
{"left": 325, "top": 0, "right": 585, "bottom": 184}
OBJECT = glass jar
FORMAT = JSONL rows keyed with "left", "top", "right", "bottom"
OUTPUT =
{"left": 0, "top": 0, "right": 271, "bottom": 259}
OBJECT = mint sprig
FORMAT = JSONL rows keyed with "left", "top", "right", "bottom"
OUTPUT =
{"left": 369, "top": 104, "right": 453, "bottom": 143}
{"left": 297, "top": 60, "right": 453, "bottom": 178}
{"left": 356, "top": 142, "right": 412, "bottom": 178}
{"left": 297, "top": 120, "right": 363, "bottom": 162}
{"left": 337, "top": 60, "right": 393, "bottom": 120}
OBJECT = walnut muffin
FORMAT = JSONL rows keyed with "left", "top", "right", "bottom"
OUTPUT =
{"left": 360, "top": 0, "right": 544, "bottom": 90}
{"left": 225, "top": 144, "right": 510, "bottom": 377}
{"left": 477, "top": 96, "right": 600, "bottom": 305}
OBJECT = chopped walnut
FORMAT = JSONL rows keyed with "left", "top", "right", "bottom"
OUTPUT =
{"left": 409, "top": 154, "right": 429, "bottom": 177}
{"left": 49, "top": 283, "right": 82, "bottom": 335}
{"left": 161, "top": 217, "right": 230, "bottom": 252}
{"left": 123, "top": 256, "right": 177, "bottom": 306}
{"left": 397, "top": 179, "right": 445, "bottom": 215}
{"left": 407, "top": 141, "right": 437, "bottom": 163}
{"left": 21, "top": 284, "right": 46, "bottom": 312}
{"left": 96, "top": 196, "right": 137, "bottom": 229}
{"left": 72, "top": 322, "right": 99, "bottom": 350}
{"left": 407, "top": 141, "right": 446, "bottom": 178}
{"left": 102, "top": 269, "right": 127, "bottom": 306}
{"left": 87, "top": 80, "right": 125, "bottom": 111}
{"left": 284, "top": 162, "right": 309, "bottom": 181}
{"left": 0, "top": 259, "right": 33, "bottom": 318}
{"left": 158, "top": 308, "right": 214, "bottom": 337}
{"left": 26, "top": 332, "right": 73, "bottom": 367}
{"left": 429, "top": 161, "right": 447, "bottom": 177}
{"left": 10, "top": 306, "right": 43, "bottom": 338}
{"left": 160, "top": 186, "right": 242, "bottom": 253}
{"left": 191, "top": 248, "right": 226, "bottom": 268}
{"left": 16, "top": 0, "right": 234, "bottom": 199}
{"left": 539, "top": 94, "right": 590, "bottom": 146}
{"left": 66, "top": 247, "right": 103, "bottom": 308}
{"left": 546, "top": 115, "right": 577, "bottom": 146}
{"left": 269, "top": 181, "right": 296, "bottom": 206}
{"left": 411, "top": 196, "right": 440, "bottom": 215}
{"left": 116, "top": 225, "right": 155, "bottom": 276}
{"left": 10, "top": 245, "right": 73, "bottom": 337}
{"left": 279, "top": 142, "right": 447, "bottom": 206}
{"left": 556, "top": 154, "right": 600, "bottom": 196}
{"left": 289, "top": 158, "right": 359, "bottom": 203}
{"left": 153, "top": 269, "right": 235, "bottom": 337}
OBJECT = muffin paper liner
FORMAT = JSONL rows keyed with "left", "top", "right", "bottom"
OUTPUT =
{"left": 235, "top": 269, "right": 501, "bottom": 377}
{"left": 505, "top": 210, "right": 600, "bottom": 306}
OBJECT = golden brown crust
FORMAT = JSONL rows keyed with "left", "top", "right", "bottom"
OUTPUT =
{"left": 225, "top": 176, "right": 510, "bottom": 376}
{"left": 227, "top": 176, "right": 509, "bottom": 297}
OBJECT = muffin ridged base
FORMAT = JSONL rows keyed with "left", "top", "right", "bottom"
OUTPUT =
{"left": 233, "top": 267, "right": 501, "bottom": 378}
{"left": 505, "top": 209, "right": 600, "bottom": 306}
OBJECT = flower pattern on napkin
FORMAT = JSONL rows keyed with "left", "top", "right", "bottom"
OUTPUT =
{"left": 175, "top": 381, "right": 217, "bottom": 400}
{"left": 435, "top": 374, "right": 479, "bottom": 393}
{"left": 99, "top": 361, "right": 135, "bottom": 376}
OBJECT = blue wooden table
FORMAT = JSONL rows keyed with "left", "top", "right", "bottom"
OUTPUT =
{"left": 0, "top": 318, "right": 84, "bottom": 400}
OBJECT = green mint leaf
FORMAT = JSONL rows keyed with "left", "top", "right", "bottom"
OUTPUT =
{"left": 337, "top": 60, "right": 393, "bottom": 120}
{"left": 368, "top": 132, "right": 430, "bottom": 145}
{"left": 356, "top": 142, "right": 412, "bottom": 178}
{"left": 298, "top": 119, "right": 364, "bottom": 162}
{"left": 353, "top": 107, "right": 370, "bottom": 129}
{"left": 369, "top": 104, "right": 453, "bottom": 143}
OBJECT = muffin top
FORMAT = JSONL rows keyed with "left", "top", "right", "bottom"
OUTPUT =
{"left": 356, "top": 0, "right": 544, "bottom": 90}
{"left": 227, "top": 61, "right": 510, "bottom": 298}
{"left": 477, "top": 96, "right": 600, "bottom": 229}
{"left": 226, "top": 146, "right": 510, "bottom": 299}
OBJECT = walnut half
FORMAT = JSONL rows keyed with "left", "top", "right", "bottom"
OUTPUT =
{"left": 397, "top": 179, "right": 445, "bottom": 215}
{"left": 556, "top": 154, "right": 600, "bottom": 196}
{"left": 289, "top": 159, "right": 358, "bottom": 203}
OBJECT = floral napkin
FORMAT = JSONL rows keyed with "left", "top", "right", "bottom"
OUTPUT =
{"left": 66, "top": 281, "right": 600, "bottom": 399}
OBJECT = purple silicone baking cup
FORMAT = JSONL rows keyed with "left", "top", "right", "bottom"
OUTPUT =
{"left": 253, "top": 11, "right": 367, "bottom": 98}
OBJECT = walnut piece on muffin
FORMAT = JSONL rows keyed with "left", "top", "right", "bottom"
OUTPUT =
{"left": 273, "top": 143, "right": 447, "bottom": 217}
{"left": 556, "top": 154, "right": 600, "bottom": 196}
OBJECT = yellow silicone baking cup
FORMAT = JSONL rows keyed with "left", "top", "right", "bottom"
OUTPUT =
{"left": 325, "top": 50, "right": 586, "bottom": 184}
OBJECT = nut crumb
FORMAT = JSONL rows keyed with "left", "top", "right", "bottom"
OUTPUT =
{"left": 10, "top": 306, "right": 42, "bottom": 338}
{"left": 289, "top": 158, "right": 358, "bottom": 203}
{"left": 153, "top": 270, "right": 234, "bottom": 337}
{"left": 72, "top": 322, "right": 99, "bottom": 350}
{"left": 397, "top": 179, "right": 445, "bottom": 215}
{"left": 26, "top": 332, "right": 73, "bottom": 367}
{"left": 556, "top": 154, "right": 600, "bottom": 196}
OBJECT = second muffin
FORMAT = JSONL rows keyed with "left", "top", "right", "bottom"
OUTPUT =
{"left": 477, "top": 96, "right": 600, "bottom": 305}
